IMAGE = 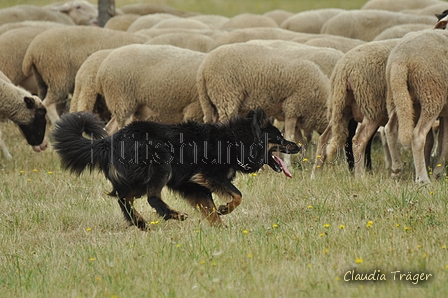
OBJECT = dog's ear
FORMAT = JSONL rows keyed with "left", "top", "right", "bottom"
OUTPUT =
{"left": 248, "top": 108, "right": 269, "bottom": 142}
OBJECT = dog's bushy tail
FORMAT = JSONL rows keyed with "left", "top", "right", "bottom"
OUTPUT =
{"left": 52, "top": 112, "right": 110, "bottom": 175}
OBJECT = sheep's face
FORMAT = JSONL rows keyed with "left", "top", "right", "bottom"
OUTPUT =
{"left": 17, "top": 96, "right": 47, "bottom": 148}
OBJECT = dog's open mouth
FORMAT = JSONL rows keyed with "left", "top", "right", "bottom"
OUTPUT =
{"left": 267, "top": 149, "right": 292, "bottom": 178}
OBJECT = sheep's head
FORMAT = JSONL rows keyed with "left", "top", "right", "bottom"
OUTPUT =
{"left": 434, "top": 10, "right": 448, "bottom": 29}
{"left": 17, "top": 96, "right": 48, "bottom": 152}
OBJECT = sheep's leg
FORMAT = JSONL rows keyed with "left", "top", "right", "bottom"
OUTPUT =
{"left": 378, "top": 127, "right": 392, "bottom": 169}
{"left": 118, "top": 196, "right": 147, "bottom": 231}
{"left": 311, "top": 125, "right": 331, "bottom": 179}
{"left": 352, "top": 118, "right": 382, "bottom": 178}
{"left": 0, "top": 129, "right": 12, "bottom": 159}
{"left": 284, "top": 117, "right": 300, "bottom": 166}
{"left": 424, "top": 127, "right": 434, "bottom": 168}
{"left": 412, "top": 113, "right": 440, "bottom": 184}
{"left": 44, "top": 102, "right": 61, "bottom": 126}
{"left": 385, "top": 111, "right": 402, "bottom": 178}
{"left": 430, "top": 117, "right": 447, "bottom": 180}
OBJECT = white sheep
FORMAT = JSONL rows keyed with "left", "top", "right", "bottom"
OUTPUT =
{"left": 245, "top": 40, "right": 344, "bottom": 78}
{"left": 0, "top": 24, "right": 66, "bottom": 94}
{"left": 209, "top": 27, "right": 317, "bottom": 50}
{"left": 70, "top": 49, "right": 113, "bottom": 120}
{"left": 320, "top": 10, "right": 437, "bottom": 41}
{"left": 304, "top": 35, "right": 366, "bottom": 53}
{"left": 0, "top": 5, "right": 74, "bottom": 26}
{"left": 104, "top": 14, "right": 140, "bottom": 31}
{"left": 145, "top": 32, "right": 214, "bottom": 52}
{"left": 187, "top": 15, "right": 230, "bottom": 30}
{"left": 22, "top": 26, "right": 148, "bottom": 125}
{"left": 44, "top": 0, "right": 98, "bottom": 26}
{"left": 95, "top": 44, "right": 206, "bottom": 133}
{"left": 0, "top": 70, "right": 48, "bottom": 158}
{"left": 0, "top": 20, "right": 68, "bottom": 36}
{"left": 280, "top": 8, "right": 344, "bottom": 34}
{"left": 262, "top": 9, "right": 294, "bottom": 26}
{"left": 219, "top": 13, "right": 279, "bottom": 30}
{"left": 150, "top": 18, "right": 211, "bottom": 30}
{"left": 126, "top": 13, "right": 178, "bottom": 32}
{"left": 373, "top": 23, "right": 433, "bottom": 40}
{"left": 361, "top": 0, "right": 442, "bottom": 11}
{"left": 312, "top": 39, "right": 400, "bottom": 179}
{"left": 385, "top": 29, "right": 448, "bottom": 183}
{"left": 197, "top": 42, "right": 330, "bottom": 161}
{"left": 118, "top": 3, "right": 198, "bottom": 17}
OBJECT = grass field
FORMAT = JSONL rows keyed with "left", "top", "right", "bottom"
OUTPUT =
{"left": 1, "top": 0, "right": 448, "bottom": 297}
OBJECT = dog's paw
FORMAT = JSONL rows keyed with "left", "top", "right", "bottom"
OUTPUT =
{"left": 136, "top": 220, "right": 149, "bottom": 231}
{"left": 217, "top": 204, "right": 230, "bottom": 215}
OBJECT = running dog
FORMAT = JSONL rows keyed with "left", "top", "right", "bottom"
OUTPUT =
{"left": 52, "top": 109, "right": 300, "bottom": 230}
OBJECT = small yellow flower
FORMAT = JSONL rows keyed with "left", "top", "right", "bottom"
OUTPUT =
{"left": 27, "top": 178, "right": 31, "bottom": 182}
{"left": 366, "top": 221, "right": 373, "bottom": 228}
{"left": 317, "top": 155, "right": 322, "bottom": 159}
{"left": 302, "top": 158, "right": 308, "bottom": 162}
{"left": 48, "top": 171, "right": 53, "bottom": 174}
{"left": 324, "top": 224, "right": 330, "bottom": 228}
{"left": 355, "top": 258, "right": 363, "bottom": 264}
{"left": 446, "top": 265, "right": 448, "bottom": 269}
{"left": 150, "top": 221, "right": 156, "bottom": 225}
{"left": 339, "top": 225, "right": 345, "bottom": 229}
{"left": 429, "top": 171, "right": 433, "bottom": 175}
{"left": 211, "top": 262, "right": 217, "bottom": 266}
{"left": 86, "top": 227, "right": 92, "bottom": 232}
{"left": 323, "top": 248, "right": 329, "bottom": 254}
{"left": 32, "top": 169, "right": 38, "bottom": 173}
{"left": 19, "top": 170, "right": 24, "bottom": 175}
{"left": 200, "top": 260, "right": 206, "bottom": 264}
{"left": 404, "top": 226, "right": 410, "bottom": 231}
{"left": 243, "top": 230, "right": 249, "bottom": 234}
{"left": 247, "top": 254, "right": 253, "bottom": 258}
{"left": 90, "top": 257, "right": 95, "bottom": 261}
{"left": 442, "top": 245, "right": 446, "bottom": 249}
{"left": 319, "top": 233, "right": 324, "bottom": 237}
{"left": 250, "top": 173, "right": 257, "bottom": 177}
{"left": 437, "top": 163, "right": 442, "bottom": 167}
{"left": 272, "top": 223, "right": 279, "bottom": 229}
{"left": 417, "top": 245, "right": 421, "bottom": 249}
{"left": 395, "top": 223, "right": 400, "bottom": 227}
{"left": 176, "top": 244, "right": 181, "bottom": 248}
{"left": 422, "top": 253, "right": 427, "bottom": 258}
{"left": 316, "top": 165, "right": 321, "bottom": 168}
{"left": 335, "top": 277, "right": 340, "bottom": 281}
{"left": 307, "top": 205, "right": 313, "bottom": 209}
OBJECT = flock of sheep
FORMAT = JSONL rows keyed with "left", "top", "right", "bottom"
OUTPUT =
{"left": 1, "top": 0, "right": 448, "bottom": 185}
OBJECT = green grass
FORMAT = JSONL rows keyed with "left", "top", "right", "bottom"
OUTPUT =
{"left": 1, "top": 0, "right": 448, "bottom": 297}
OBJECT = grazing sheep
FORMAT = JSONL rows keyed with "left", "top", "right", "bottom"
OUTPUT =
{"left": 70, "top": 49, "right": 113, "bottom": 121}
{"left": 280, "top": 8, "right": 344, "bottom": 34}
{"left": 361, "top": 0, "right": 441, "bottom": 11}
{"left": 373, "top": 23, "right": 432, "bottom": 40}
{"left": 304, "top": 35, "right": 366, "bottom": 53}
{"left": 209, "top": 27, "right": 317, "bottom": 50}
{"left": 416, "top": 2, "right": 448, "bottom": 16}
{"left": 118, "top": 3, "right": 198, "bottom": 17}
{"left": 126, "top": 13, "right": 178, "bottom": 32}
{"left": 197, "top": 42, "right": 330, "bottom": 163}
{"left": 22, "top": 26, "right": 148, "bottom": 125}
{"left": 145, "top": 32, "right": 214, "bottom": 52}
{"left": 44, "top": 0, "right": 98, "bottom": 26}
{"left": 219, "top": 13, "right": 279, "bottom": 30}
{"left": 135, "top": 28, "right": 218, "bottom": 40}
{"left": 312, "top": 39, "right": 400, "bottom": 178}
{"left": 386, "top": 29, "right": 448, "bottom": 183}
{"left": 187, "top": 14, "right": 230, "bottom": 30}
{"left": 263, "top": 9, "right": 294, "bottom": 26}
{"left": 104, "top": 14, "right": 140, "bottom": 31}
{"left": 0, "top": 5, "right": 74, "bottom": 26}
{"left": 246, "top": 40, "right": 344, "bottom": 78}
{"left": 95, "top": 44, "right": 206, "bottom": 133}
{"left": 0, "top": 70, "right": 48, "bottom": 157}
{"left": 0, "top": 24, "right": 65, "bottom": 94}
{"left": 320, "top": 10, "right": 436, "bottom": 41}
{"left": 0, "top": 20, "right": 68, "bottom": 36}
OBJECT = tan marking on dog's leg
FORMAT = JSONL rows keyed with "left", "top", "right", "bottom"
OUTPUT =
{"left": 217, "top": 193, "right": 242, "bottom": 215}
{"left": 185, "top": 194, "right": 222, "bottom": 226}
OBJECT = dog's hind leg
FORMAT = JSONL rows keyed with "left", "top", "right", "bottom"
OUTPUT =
{"left": 147, "top": 194, "right": 188, "bottom": 221}
{"left": 118, "top": 196, "right": 148, "bottom": 231}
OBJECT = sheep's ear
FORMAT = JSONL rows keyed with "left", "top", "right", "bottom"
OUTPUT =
{"left": 51, "top": 3, "right": 72, "bottom": 13}
{"left": 24, "top": 97, "right": 35, "bottom": 109}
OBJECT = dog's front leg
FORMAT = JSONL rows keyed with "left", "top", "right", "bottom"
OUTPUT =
{"left": 184, "top": 192, "right": 223, "bottom": 226}
{"left": 118, "top": 196, "right": 148, "bottom": 231}
{"left": 216, "top": 182, "right": 243, "bottom": 216}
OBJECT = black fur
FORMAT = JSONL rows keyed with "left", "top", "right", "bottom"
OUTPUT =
{"left": 17, "top": 96, "right": 47, "bottom": 146}
{"left": 52, "top": 109, "right": 300, "bottom": 230}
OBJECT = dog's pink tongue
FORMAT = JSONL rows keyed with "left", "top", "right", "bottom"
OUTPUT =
{"left": 273, "top": 155, "right": 292, "bottom": 178}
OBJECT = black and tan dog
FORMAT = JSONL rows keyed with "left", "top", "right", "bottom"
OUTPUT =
{"left": 52, "top": 109, "right": 300, "bottom": 230}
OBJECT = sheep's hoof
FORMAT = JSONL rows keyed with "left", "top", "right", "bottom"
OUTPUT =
{"left": 391, "top": 168, "right": 401, "bottom": 179}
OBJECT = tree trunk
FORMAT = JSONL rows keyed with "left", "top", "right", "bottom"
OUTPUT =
{"left": 98, "top": 0, "right": 116, "bottom": 27}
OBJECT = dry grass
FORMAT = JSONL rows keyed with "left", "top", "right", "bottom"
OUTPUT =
{"left": 1, "top": 0, "right": 448, "bottom": 297}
